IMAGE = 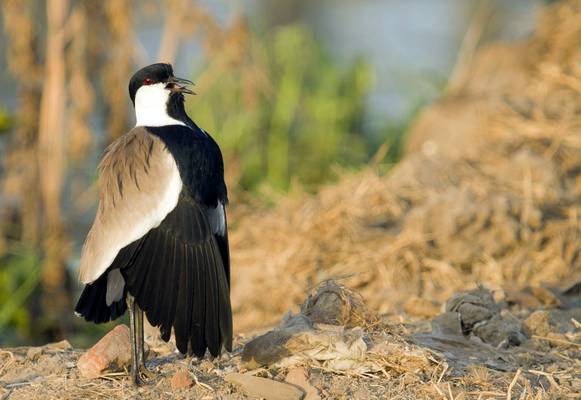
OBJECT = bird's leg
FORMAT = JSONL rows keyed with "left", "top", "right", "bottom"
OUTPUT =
{"left": 136, "top": 304, "right": 145, "bottom": 366}
{"left": 127, "top": 294, "right": 143, "bottom": 386}
{"left": 135, "top": 302, "right": 155, "bottom": 380}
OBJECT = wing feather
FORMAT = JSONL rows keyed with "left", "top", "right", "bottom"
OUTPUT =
{"left": 119, "top": 195, "right": 233, "bottom": 356}
{"left": 78, "top": 127, "right": 182, "bottom": 284}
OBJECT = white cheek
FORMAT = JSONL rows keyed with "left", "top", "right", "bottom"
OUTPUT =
{"left": 134, "top": 83, "right": 185, "bottom": 127}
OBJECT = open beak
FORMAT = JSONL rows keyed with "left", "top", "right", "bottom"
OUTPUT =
{"left": 167, "top": 76, "right": 196, "bottom": 95}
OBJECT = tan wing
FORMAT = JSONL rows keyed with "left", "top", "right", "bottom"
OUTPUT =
{"left": 78, "top": 126, "right": 182, "bottom": 284}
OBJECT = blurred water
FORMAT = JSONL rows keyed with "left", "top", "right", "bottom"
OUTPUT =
{"left": 246, "top": 0, "right": 540, "bottom": 125}
{"left": 132, "top": 0, "right": 541, "bottom": 134}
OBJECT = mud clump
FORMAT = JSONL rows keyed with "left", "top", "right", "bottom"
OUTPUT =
{"left": 472, "top": 313, "right": 526, "bottom": 348}
{"left": 242, "top": 281, "right": 375, "bottom": 370}
{"left": 443, "top": 287, "right": 527, "bottom": 348}
{"left": 523, "top": 310, "right": 553, "bottom": 337}
{"left": 414, "top": 288, "right": 527, "bottom": 373}
{"left": 445, "top": 287, "right": 500, "bottom": 334}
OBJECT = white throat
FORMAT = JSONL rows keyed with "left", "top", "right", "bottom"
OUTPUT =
{"left": 134, "top": 83, "right": 186, "bottom": 127}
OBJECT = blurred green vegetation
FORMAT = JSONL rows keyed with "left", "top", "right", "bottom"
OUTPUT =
{"left": 0, "top": 105, "right": 12, "bottom": 134}
{"left": 0, "top": 246, "right": 126, "bottom": 347}
{"left": 190, "top": 24, "right": 373, "bottom": 193}
{"left": 0, "top": 247, "right": 41, "bottom": 343}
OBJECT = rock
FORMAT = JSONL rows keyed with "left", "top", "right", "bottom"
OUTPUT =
{"left": 446, "top": 287, "right": 500, "bottom": 334}
{"left": 77, "top": 324, "right": 132, "bottom": 379}
{"left": 285, "top": 367, "right": 320, "bottom": 400}
{"left": 431, "top": 312, "right": 463, "bottom": 336}
{"left": 547, "top": 308, "right": 581, "bottom": 333}
{"left": 242, "top": 314, "right": 311, "bottom": 368}
{"left": 443, "top": 289, "right": 526, "bottom": 347}
{"left": 243, "top": 281, "right": 375, "bottom": 370}
{"left": 472, "top": 312, "right": 527, "bottom": 348}
{"left": 170, "top": 370, "right": 193, "bottom": 391}
{"left": 423, "top": 288, "right": 526, "bottom": 365}
{"left": 301, "top": 281, "right": 373, "bottom": 328}
{"left": 523, "top": 310, "right": 552, "bottom": 337}
{"left": 225, "top": 373, "right": 304, "bottom": 400}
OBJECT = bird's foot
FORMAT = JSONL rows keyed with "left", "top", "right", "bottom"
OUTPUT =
{"left": 129, "top": 365, "right": 154, "bottom": 386}
{"left": 139, "top": 365, "right": 156, "bottom": 381}
{"left": 130, "top": 370, "right": 145, "bottom": 386}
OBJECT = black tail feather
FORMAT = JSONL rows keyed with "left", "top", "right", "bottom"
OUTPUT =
{"left": 121, "top": 195, "right": 232, "bottom": 358}
{"left": 74, "top": 272, "right": 127, "bottom": 324}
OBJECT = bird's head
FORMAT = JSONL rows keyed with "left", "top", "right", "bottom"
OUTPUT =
{"left": 128, "top": 63, "right": 195, "bottom": 127}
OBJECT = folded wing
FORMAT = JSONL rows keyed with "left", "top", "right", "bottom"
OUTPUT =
{"left": 78, "top": 127, "right": 182, "bottom": 284}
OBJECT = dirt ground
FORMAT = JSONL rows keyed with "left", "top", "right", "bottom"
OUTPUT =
{"left": 1, "top": 1, "right": 581, "bottom": 399}
{"left": 0, "top": 281, "right": 580, "bottom": 399}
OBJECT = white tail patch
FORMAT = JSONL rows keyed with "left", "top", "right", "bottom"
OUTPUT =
{"left": 106, "top": 269, "right": 125, "bottom": 305}
{"left": 208, "top": 202, "right": 226, "bottom": 236}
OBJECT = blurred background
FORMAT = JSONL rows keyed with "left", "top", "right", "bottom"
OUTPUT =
{"left": 0, "top": 0, "right": 544, "bottom": 346}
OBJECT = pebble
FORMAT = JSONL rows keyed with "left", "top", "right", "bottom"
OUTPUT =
{"left": 285, "top": 367, "right": 320, "bottom": 400}
{"left": 170, "top": 370, "right": 194, "bottom": 391}
{"left": 225, "top": 372, "right": 304, "bottom": 400}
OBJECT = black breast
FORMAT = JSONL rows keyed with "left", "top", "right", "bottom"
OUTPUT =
{"left": 146, "top": 125, "right": 228, "bottom": 207}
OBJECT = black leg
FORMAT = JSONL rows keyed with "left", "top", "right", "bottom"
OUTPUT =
{"left": 127, "top": 294, "right": 143, "bottom": 385}
{"left": 135, "top": 302, "right": 155, "bottom": 379}
{"left": 136, "top": 304, "right": 145, "bottom": 366}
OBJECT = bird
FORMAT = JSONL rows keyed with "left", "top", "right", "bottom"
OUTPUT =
{"left": 74, "top": 63, "right": 232, "bottom": 385}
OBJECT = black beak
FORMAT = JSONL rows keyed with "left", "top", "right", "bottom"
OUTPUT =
{"left": 166, "top": 76, "right": 196, "bottom": 95}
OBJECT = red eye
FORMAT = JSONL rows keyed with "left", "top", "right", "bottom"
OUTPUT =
{"left": 143, "top": 78, "right": 154, "bottom": 85}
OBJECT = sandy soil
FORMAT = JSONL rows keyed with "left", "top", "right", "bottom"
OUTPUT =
{"left": 1, "top": 282, "right": 580, "bottom": 399}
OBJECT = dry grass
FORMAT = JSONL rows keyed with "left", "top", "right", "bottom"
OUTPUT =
{"left": 229, "top": 0, "right": 581, "bottom": 335}
{"left": 2, "top": 313, "right": 579, "bottom": 399}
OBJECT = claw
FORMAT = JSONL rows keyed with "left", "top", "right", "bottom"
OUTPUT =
{"left": 140, "top": 366, "right": 156, "bottom": 381}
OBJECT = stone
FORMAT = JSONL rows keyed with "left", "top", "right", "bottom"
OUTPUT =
{"left": 285, "top": 367, "right": 320, "bottom": 400}
{"left": 170, "top": 370, "right": 193, "bottom": 391}
{"left": 77, "top": 324, "right": 132, "bottom": 379}
{"left": 445, "top": 287, "right": 500, "bottom": 333}
{"left": 472, "top": 312, "right": 527, "bottom": 347}
{"left": 225, "top": 372, "right": 304, "bottom": 400}
{"left": 242, "top": 314, "right": 311, "bottom": 368}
